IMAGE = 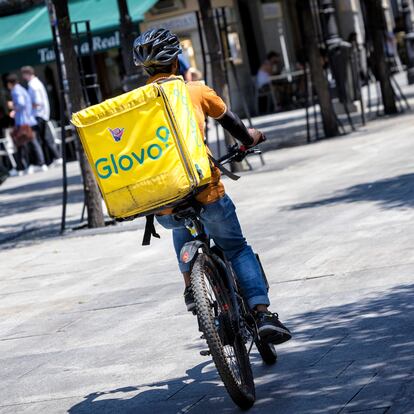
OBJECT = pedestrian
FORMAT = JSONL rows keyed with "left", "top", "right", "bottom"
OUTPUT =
{"left": 256, "top": 51, "right": 284, "bottom": 113}
{"left": 178, "top": 54, "right": 192, "bottom": 81}
{"left": 6, "top": 74, "right": 47, "bottom": 175}
{"left": 21, "top": 66, "right": 62, "bottom": 166}
{"left": 188, "top": 67, "right": 203, "bottom": 82}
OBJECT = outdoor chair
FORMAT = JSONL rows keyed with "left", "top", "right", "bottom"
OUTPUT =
{"left": 0, "top": 128, "right": 17, "bottom": 170}
{"left": 47, "top": 120, "right": 77, "bottom": 160}
{"left": 252, "top": 76, "right": 278, "bottom": 115}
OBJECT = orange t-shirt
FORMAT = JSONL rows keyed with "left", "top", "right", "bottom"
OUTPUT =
{"left": 147, "top": 74, "right": 226, "bottom": 208}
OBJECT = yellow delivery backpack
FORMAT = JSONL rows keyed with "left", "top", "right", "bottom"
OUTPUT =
{"left": 71, "top": 77, "right": 211, "bottom": 220}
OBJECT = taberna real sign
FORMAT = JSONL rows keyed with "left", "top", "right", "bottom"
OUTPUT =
{"left": 37, "top": 31, "right": 121, "bottom": 64}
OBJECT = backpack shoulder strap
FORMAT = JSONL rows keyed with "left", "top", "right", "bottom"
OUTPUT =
{"left": 209, "top": 155, "right": 241, "bottom": 181}
{"left": 142, "top": 214, "right": 160, "bottom": 246}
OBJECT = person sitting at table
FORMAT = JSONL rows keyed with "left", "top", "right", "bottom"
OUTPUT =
{"left": 256, "top": 51, "right": 284, "bottom": 113}
{"left": 256, "top": 51, "right": 283, "bottom": 89}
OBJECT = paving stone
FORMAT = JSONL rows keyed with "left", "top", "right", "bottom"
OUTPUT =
{"left": 2, "top": 79, "right": 414, "bottom": 412}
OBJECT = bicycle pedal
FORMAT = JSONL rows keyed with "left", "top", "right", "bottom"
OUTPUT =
{"left": 200, "top": 349, "right": 211, "bottom": 356}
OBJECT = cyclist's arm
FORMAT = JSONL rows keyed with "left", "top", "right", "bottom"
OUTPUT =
{"left": 216, "top": 110, "right": 254, "bottom": 146}
{"left": 199, "top": 85, "right": 258, "bottom": 147}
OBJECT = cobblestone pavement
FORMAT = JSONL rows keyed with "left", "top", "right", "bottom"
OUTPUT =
{"left": 1, "top": 97, "right": 414, "bottom": 413}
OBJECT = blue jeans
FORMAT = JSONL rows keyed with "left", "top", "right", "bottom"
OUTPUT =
{"left": 156, "top": 194, "right": 270, "bottom": 309}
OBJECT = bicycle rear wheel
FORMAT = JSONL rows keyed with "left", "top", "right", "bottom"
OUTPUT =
{"left": 191, "top": 254, "right": 255, "bottom": 409}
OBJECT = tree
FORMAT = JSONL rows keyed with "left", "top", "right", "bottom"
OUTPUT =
{"left": 362, "top": 0, "right": 397, "bottom": 115}
{"left": 117, "top": 0, "right": 139, "bottom": 91}
{"left": 52, "top": 0, "right": 105, "bottom": 228}
{"left": 198, "top": 0, "right": 242, "bottom": 171}
{"left": 299, "top": 0, "right": 340, "bottom": 138}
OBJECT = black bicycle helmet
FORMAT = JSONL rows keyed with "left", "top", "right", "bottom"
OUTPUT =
{"left": 133, "top": 28, "right": 181, "bottom": 72}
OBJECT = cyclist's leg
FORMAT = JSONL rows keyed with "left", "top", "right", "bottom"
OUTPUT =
{"left": 156, "top": 214, "right": 193, "bottom": 275}
{"left": 156, "top": 214, "right": 196, "bottom": 310}
{"left": 200, "top": 194, "right": 269, "bottom": 310}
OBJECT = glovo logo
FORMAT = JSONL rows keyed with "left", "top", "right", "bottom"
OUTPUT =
{"left": 95, "top": 126, "right": 170, "bottom": 179}
{"left": 108, "top": 127, "right": 124, "bottom": 142}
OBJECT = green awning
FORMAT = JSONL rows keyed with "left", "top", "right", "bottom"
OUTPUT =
{"left": 0, "top": 0, "right": 158, "bottom": 73}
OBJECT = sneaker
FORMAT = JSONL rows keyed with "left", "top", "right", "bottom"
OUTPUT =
{"left": 184, "top": 286, "right": 196, "bottom": 312}
{"left": 8, "top": 168, "right": 19, "bottom": 177}
{"left": 256, "top": 311, "right": 292, "bottom": 345}
{"left": 25, "top": 165, "right": 35, "bottom": 175}
{"left": 38, "top": 164, "right": 48, "bottom": 172}
{"left": 52, "top": 158, "right": 63, "bottom": 167}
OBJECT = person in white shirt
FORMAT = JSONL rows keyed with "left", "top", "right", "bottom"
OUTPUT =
{"left": 256, "top": 51, "right": 284, "bottom": 113}
{"left": 21, "top": 66, "right": 62, "bottom": 165}
{"left": 256, "top": 51, "right": 283, "bottom": 89}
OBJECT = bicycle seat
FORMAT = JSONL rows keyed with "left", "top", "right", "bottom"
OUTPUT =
{"left": 172, "top": 201, "right": 201, "bottom": 220}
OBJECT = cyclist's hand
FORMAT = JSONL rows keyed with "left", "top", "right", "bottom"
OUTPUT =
{"left": 247, "top": 128, "right": 266, "bottom": 147}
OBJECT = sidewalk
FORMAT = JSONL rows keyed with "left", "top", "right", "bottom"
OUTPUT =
{"left": 1, "top": 74, "right": 414, "bottom": 413}
{"left": 2, "top": 72, "right": 414, "bottom": 249}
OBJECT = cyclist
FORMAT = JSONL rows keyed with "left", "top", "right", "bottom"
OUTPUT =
{"left": 133, "top": 29, "right": 291, "bottom": 345}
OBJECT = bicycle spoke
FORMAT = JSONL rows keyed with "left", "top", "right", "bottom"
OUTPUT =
{"left": 203, "top": 270, "right": 245, "bottom": 385}
{"left": 192, "top": 254, "right": 255, "bottom": 407}
{"left": 223, "top": 345, "right": 241, "bottom": 384}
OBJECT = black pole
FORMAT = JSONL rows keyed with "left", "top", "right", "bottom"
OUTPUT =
{"left": 85, "top": 20, "right": 102, "bottom": 103}
{"left": 47, "top": 1, "right": 68, "bottom": 233}
{"left": 319, "top": 0, "right": 355, "bottom": 131}
{"left": 319, "top": 0, "right": 343, "bottom": 50}
{"left": 196, "top": 11, "right": 208, "bottom": 86}
{"left": 220, "top": 8, "right": 253, "bottom": 126}
{"left": 219, "top": 7, "right": 264, "bottom": 166}
{"left": 72, "top": 22, "right": 90, "bottom": 106}
{"left": 304, "top": 63, "right": 311, "bottom": 142}
{"left": 350, "top": 45, "right": 366, "bottom": 126}
{"left": 195, "top": 11, "right": 209, "bottom": 144}
{"left": 214, "top": 9, "right": 231, "bottom": 104}
{"left": 402, "top": 0, "right": 414, "bottom": 84}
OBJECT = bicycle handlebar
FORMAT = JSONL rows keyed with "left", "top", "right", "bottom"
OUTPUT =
{"left": 218, "top": 144, "right": 262, "bottom": 165}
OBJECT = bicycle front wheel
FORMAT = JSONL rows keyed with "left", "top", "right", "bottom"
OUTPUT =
{"left": 191, "top": 254, "right": 255, "bottom": 409}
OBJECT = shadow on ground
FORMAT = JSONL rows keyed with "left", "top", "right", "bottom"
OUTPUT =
{"left": 67, "top": 283, "right": 414, "bottom": 413}
{"left": 0, "top": 171, "right": 83, "bottom": 219}
{"left": 0, "top": 174, "right": 80, "bottom": 196}
{"left": 289, "top": 173, "right": 414, "bottom": 211}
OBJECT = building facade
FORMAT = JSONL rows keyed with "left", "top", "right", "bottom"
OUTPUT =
{"left": 0, "top": 0, "right": 413, "bottom": 121}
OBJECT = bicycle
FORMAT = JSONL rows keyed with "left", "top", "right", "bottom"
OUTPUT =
{"left": 173, "top": 144, "right": 277, "bottom": 409}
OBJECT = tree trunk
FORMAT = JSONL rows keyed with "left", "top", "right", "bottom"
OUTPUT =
{"left": 362, "top": 0, "right": 397, "bottom": 114}
{"left": 52, "top": 0, "right": 105, "bottom": 228}
{"left": 117, "top": 0, "right": 140, "bottom": 91}
{"left": 198, "top": 0, "right": 242, "bottom": 171}
{"left": 300, "top": 0, "right": 339, "bottom": 138}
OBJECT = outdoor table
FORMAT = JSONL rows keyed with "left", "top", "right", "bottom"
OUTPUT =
{"left": 268, "top": 69, "right": 306, "bottom": 110}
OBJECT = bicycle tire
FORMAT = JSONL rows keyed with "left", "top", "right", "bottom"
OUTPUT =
{"left": 191, "top": 254, "right": 255, "bottom": 409}
{"left": 255, "top": 339, "right": 278, "bottom": 365}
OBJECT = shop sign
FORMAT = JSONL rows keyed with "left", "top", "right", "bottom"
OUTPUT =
{"left": 145, "top": 13, "right": 197, "bottom": 33}
{"left": 262, "top": 2, "right": 282, "bottom": 19}
{"left": 37, "top": 31, "right": 121, "bottom": 64}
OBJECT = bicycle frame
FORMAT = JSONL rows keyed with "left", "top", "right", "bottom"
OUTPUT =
{"left": 174, "top": 143, "right": 265, "bottom": 346}
{"left": 177, "top": 211, "right": 248, "bottom": 337}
